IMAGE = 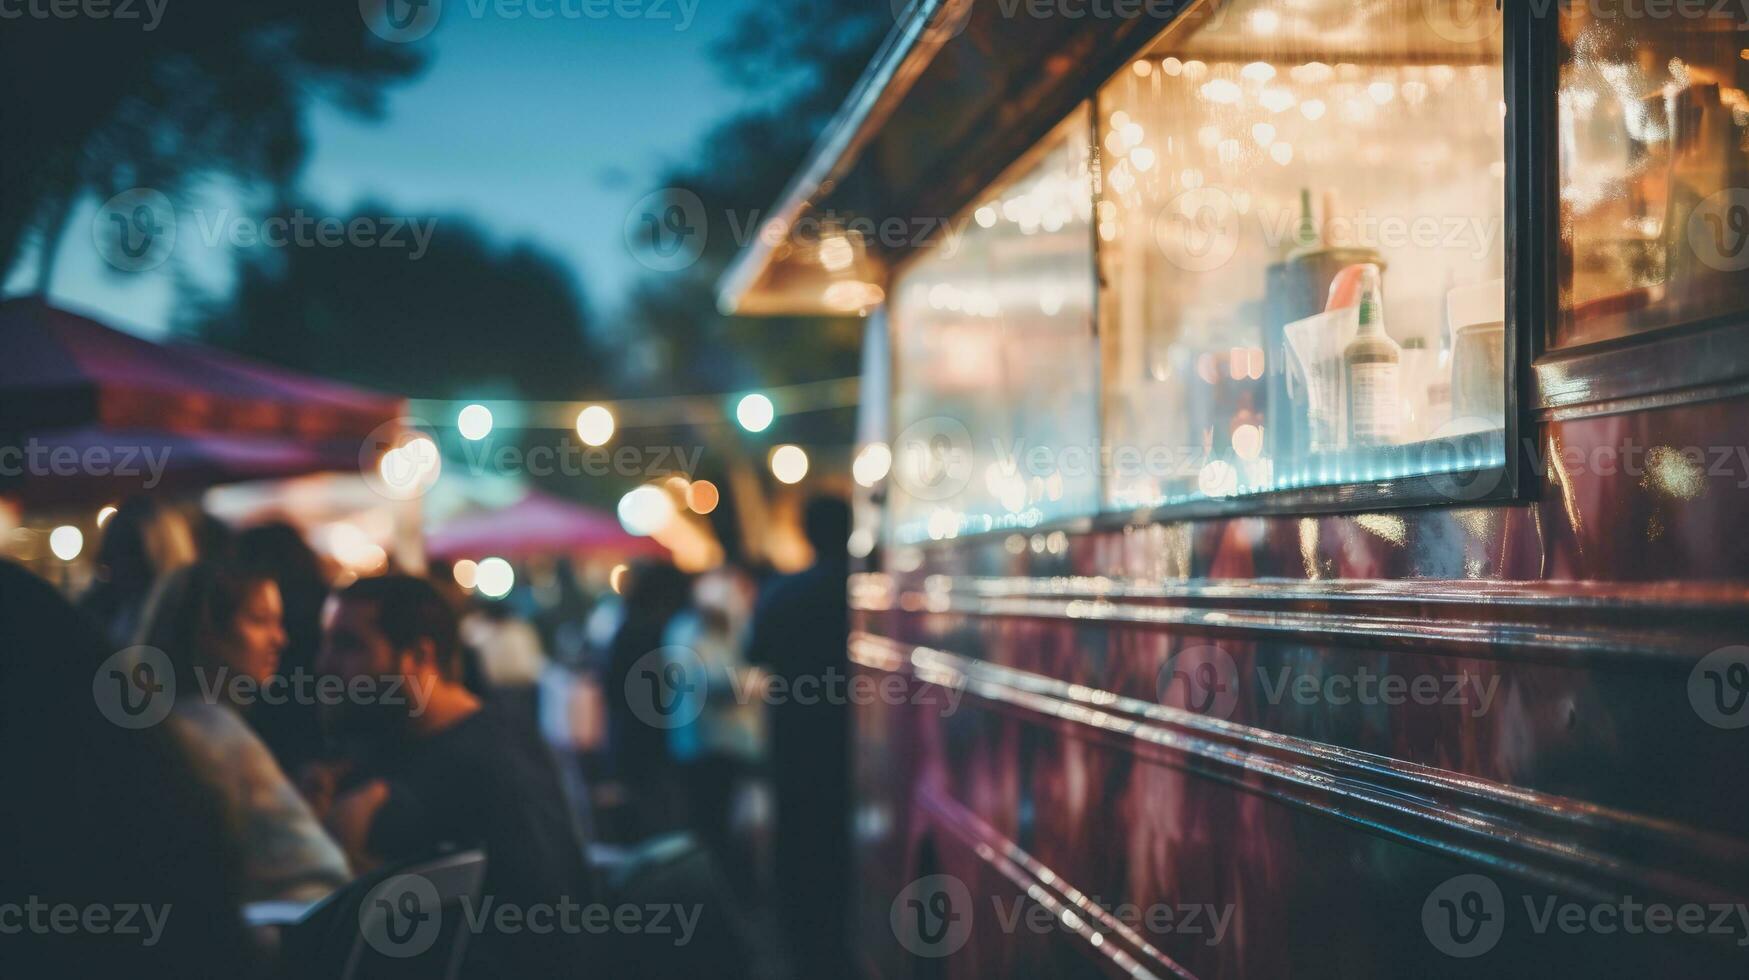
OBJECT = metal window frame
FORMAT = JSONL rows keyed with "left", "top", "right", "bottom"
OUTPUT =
{"left": 883, "top": 0, "right": 1543, "bottom": 536}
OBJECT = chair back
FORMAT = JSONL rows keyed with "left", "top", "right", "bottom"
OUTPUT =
{"left": 285, "top": 849, "right": 487, "bottom": 980}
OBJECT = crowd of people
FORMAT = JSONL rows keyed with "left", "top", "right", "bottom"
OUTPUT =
{"left": 1, "top": 495, "right": 854, "bottom": 979}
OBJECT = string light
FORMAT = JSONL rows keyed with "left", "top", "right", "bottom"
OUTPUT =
{"left": 686, "top": 480, "right": 720, "bottom": 515}
{"left": 476, "top": 557, "right": 515, "bottom": 599}
{"left": 576, "top": 405, "right": 615, "bottom": 446}
{"left": 458, "top": 404, "right": 494, "bottom": 441}
{"left": 853, "top": 442, "right": 892, "bottom": 487}
{"left": 618, "top": 485, "right": 675, "bottom": 536}
{"left": 736, "top": 393, "right": 775, "bottom": 433}
{"left": 770, "top": 445, "right": 809, "bottom": 484}
{"left": 49, "top": 526, "right": 83, "bottom": 562}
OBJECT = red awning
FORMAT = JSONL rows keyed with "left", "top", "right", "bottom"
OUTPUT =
{"left": 426, "top": 489, "right": 667, "bottom": 562}
{"left": 0, "top": 299, "right": 404, "bottom": 506}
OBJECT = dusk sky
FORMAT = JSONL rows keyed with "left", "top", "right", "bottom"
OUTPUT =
{"left": 30, "top": 1, "right": 762, "bottom": 338}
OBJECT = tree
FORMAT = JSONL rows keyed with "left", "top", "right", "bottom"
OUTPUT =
{"left": 184, "top": 202, "right": 599, "bottom": 402}
{"left": 0, "top": 2, "right": 421, "bottom": 285}
{"left": 616, "top": 0, "right": 890, "bottom": 397}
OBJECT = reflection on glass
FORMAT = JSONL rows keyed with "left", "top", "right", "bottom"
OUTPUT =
{"left": 1558, "top": 6, "right": 1749, "bottom": 346}
{"left": 889, "top": 108, "right": 1099, "bottom": 544}
{"left": 1098, "top": 0, "right": 1507, "bottom": 510}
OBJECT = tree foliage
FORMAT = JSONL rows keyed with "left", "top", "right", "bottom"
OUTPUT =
{"left": 0, "top": 2, "right": 421, "bottom": 282}
{"left": 616, "top": 0, "right": 890, "bottom": 397}
{"left": 187, "top": 203, "right": 598, "bottom": 401}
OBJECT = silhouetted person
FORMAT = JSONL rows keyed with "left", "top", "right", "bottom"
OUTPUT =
{"left": 312, "top": 575, "right": 597, "bottom": 978}
{"left": 234, "top": 522, "right": 331, "bottom": 771}
{"left": 746, "top": 496, "right": 851, "bottom": 978}
{"left": 78, "top": 495, "right": 196, "bottom": 648}
{"left": 192, "top": 511, "right": 237, "bottom": 563}
{"left": 1, "top": 561, "right": 260, "bottom": 978}
{"left": 606, "top": 559, "right": 694, "bottom": 837}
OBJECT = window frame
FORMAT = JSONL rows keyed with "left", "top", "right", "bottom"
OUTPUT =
{"left": 882, "top": 0, "right": 1547, "bottom": 534}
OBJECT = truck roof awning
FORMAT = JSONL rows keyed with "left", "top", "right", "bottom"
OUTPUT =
{"left": 716, "top": 0, "right": 1178, "bottom": 317}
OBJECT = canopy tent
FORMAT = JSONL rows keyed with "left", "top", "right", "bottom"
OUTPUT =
{"left": 0, "top": 299, "right": 404, "bottom": 508}
{"left": 425, "top": 488, "right": 667, "bottom": 563}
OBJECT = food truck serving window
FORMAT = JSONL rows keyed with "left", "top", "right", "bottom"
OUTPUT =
{"left": 888, "top": 108, "right": 1100, "bottom": 544}
{"left": 1097, "top": 0, "right": 1509, "bottom": 511}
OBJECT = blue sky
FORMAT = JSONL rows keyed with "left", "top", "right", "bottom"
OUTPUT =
{"left": 29, "top": 1, "right": 760, "bottom": 338}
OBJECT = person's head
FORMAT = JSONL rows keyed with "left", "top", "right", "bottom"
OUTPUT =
{"left": 802, "top": 495, "right": 852, "bottom": 562}
{"left": 620, "top": 560, "right": 691, "bottom": 620}
{"left": 235, "top": 522, "right": 328, "bottom": 650}
{"left": 235, "top": 522, "right": 326, "bottom": 599}
{"left": 318, "top": 575, "right": 462, "bottom": 735}
{"left": 91, "top": 496, "right": 196, "bottom": 594}
{"left": 140, "top": 561, "right": 287, "bottom": 691}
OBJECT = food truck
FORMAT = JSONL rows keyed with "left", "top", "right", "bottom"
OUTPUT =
{"left": 720, "top": 1, "right": 1749, "bottom": 975}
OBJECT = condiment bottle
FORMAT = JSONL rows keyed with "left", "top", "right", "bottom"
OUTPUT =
{"left": 1343, "top": 265, "right": 1400, "bottom": 448}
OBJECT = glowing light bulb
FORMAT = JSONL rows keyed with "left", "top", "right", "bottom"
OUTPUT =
{"left": 736, "top": 393, "right": 775, "bottom": 433}
{"left": 50, "top": 525, "right": 83, "bottom": 562}
{"left": 686, "top": 480, "right": 720, "bottom": 514}
{"left": 618, "top": 486, "right": 675, "bottom": 536}
{"left": 475, "top": 557, "right": 514, "bottom": 599}
{"left": 457, "top": 404, "right": 493, "bottom": 441}
{"left": 770, "top": 445, "right": 809, "bottom": 484}
{"left": 576, "top": 405, "right": 615, "bottom": 446}
{"left": 853, "top": 443, "right": 893, "bottom": 487}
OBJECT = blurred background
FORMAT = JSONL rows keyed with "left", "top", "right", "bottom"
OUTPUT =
{"left": 0, "top": 3, "right": 895, "bottom": 977}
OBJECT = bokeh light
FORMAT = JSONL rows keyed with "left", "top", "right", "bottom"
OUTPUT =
{"left": 852, "top": 442, "right": 892, "bottom": 487}
{"left": 49, "top": 525, "right": 83, "bottom": 562}
{"left": 576, "top": 405, "right": 616, "bottom": 446}
{"left": 378, "top": 434, "right": 442, "bottom": 495}
{"left": 475, "top": 557, "right": 515, "bottom": 599}
{"left": 735, "top": 393, "right": 774, "bottom": 433}
{"left": 457, "top": 404, "right": 494, "bottom": 441}
{"left": 618, "top": 485, "right": 675, "bottom": 536}
{"left": 770, "top": 444, "right": 809, "bottom": 484}
{"left": 686, "top": 479, "right": 720, "bottom": 514}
